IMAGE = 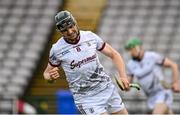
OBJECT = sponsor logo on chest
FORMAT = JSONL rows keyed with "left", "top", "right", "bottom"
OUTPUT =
{"left": 70, "top": 54, "right": 96, "bottom": 69}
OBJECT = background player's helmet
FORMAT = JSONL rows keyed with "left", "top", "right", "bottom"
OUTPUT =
{"left": 125, "top": 38, "right": 142, "bottom": 50}
{"left": 55, "top": 10, "right": 77, "bottom": 32}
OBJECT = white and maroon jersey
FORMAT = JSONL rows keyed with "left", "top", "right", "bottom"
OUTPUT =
{"left": 49, "top": 31, "right": 111, "bottom": 100}
{"left": 127, "top": 51, "right": 166, "bottom": 97}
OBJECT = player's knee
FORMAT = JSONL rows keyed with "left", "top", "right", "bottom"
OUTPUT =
{"left": 153, "top": 103, "right": 169, "bottom": 114}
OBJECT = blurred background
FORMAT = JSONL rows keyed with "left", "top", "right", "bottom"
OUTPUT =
{"left": 0, "top": 0, "right": 180, "bottom": 114}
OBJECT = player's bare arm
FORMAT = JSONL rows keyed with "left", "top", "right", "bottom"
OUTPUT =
{"left": 43, "top": 63, "right": 60, "bottom": 82}
{"left": 163, "top": 57, "right": 180, "bottom": 92}
{"left": 100, "top": 43, "right": 130, "bottom": 90}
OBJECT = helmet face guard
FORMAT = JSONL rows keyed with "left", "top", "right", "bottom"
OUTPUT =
{"left": 56, "top": 16, "right": 76, "bottom": 32}
{"left": 55, "top": 11, "right": 77, "bottom": 32}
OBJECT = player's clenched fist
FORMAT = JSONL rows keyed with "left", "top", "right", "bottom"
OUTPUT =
{"left": 120, "top": 76, "right": 130, "bottom": 91}
{"left": 49, "top": 67, "right": 60, "bottom": 80}
{"left": 43, "top": 66, "right": 60, "bottom": 83}
{"left": 172, "top": 81, "right": 180, "bottom": 92}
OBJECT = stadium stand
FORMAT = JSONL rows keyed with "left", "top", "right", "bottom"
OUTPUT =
{"left": 98, "top": 0, "right": 180, "bottom": 114}
{"left": 0, "top": 0, "right": 62, "bottom": 113}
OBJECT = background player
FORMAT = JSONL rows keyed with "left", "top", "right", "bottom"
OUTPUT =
{"left": 125, "top": 38, "right": 180, "bottom": 114}
{"left": 43, "top": 10, "right": 130, "bottom": 114}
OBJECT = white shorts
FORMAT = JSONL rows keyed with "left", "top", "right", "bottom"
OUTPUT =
{"left": 147, "top": 90, "right": 173, "bottom": 110}
{"left": 75, "top": 83, "right": 125, "bottom": 115}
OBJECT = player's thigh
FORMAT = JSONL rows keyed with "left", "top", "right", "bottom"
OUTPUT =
{"left": 77, "top": 105, "right": 108, "bottom": 115}
{"left": 148, "top": 90, "right": 173, "bottom": 111}
{"left": 153, "top": 102, "right": 169, "bottom": 114}
{"left": 107, "top": 86, "right": 127, "bottom": 114}
{"left": 101, "top": 112, "right": 109, "bottom": 115}
{"left": 76, "top": 87, "right": 111, "bottom": 114}
{"left": 111, "top": 108, "right": 128, "bottom": 115}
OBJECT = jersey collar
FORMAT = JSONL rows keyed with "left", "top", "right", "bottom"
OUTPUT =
{"left": 63, "top": 33, "right": 80, "bottom": 45}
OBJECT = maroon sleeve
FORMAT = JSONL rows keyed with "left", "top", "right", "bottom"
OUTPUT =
{"left": 98, "top": 42, "right": 106, "bottom": 51}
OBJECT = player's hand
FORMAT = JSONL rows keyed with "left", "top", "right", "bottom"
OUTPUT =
{"left": 120, "top": 76, "right": 130, "bottom": 91}
{"left": 172, "top": 81, "right": 180, "bottom": 92}
{"left": 49, "top": 67, "right": 60, "bottom": 80}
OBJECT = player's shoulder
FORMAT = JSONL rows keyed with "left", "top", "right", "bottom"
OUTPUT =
{"left": 144, "top": 50, "right": 160, "bottom": 57}
{"left": 51, "top": 37, "right": 64, "bottom": 50}
{"left": 145, "top": 50, "right": 156, "bottom": 54}
{"left": 80, "top": 30, "right": 94, "bottom": 34}
{"left": 80, "top": 30, "right": 97, "bottom": 37}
